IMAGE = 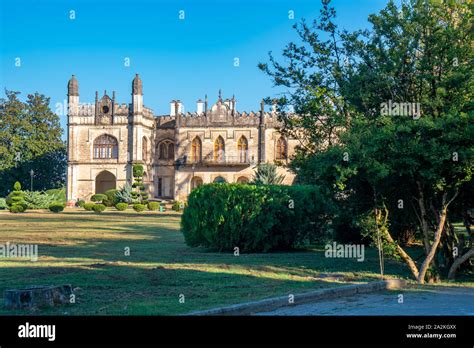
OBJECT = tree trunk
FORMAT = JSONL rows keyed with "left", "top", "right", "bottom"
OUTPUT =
{"left": 378, "top": 207, "right": 419, "bottom": 279}
{"left": 448, "top": 248, "right": 474, "bottom": 279}
{"left": 417, "top": 203, "right": 448, "bottom": 284}
{"left": 416, "top": 181, "right": 431, "bottom": 254}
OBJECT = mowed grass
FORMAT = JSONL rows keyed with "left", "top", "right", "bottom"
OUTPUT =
{"left": 0, "top": 209, "right": 415, "bottom": 315}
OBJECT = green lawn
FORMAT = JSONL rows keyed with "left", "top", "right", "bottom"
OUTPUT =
{"left": 0, "top": 209, "right": 455, "bottom": 315}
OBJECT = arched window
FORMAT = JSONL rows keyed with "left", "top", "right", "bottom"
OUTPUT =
{"left": 191, "top": 176, "right": 203, "bottom": 190}
{"left": 191, "top": 137, "right": 202, "bottom": 163}
{"left": 93, "top": 134, "right": 118, "bottom": 159}
{"left": 168, "top": 142, "right": 174, "bottom": 160}
{"left": 214, "top": 136, "right": 225, "bottom": 162}
{"left": 142, "top": 137, "right": 148, "bottom": 162}
{"left": 276, "top": 137, "right": 287, "bottom": 160}
{"left": 158, "top": 140, "right": 174, "bottom": 160}
{"left": 236, "top": 176, "right": 249, "bottom": 184}
{"left": 213, "top": 176, "right": 226, "bottom": 183}
{"left": 237, "top": 136, "right": 248, "bottom": 163}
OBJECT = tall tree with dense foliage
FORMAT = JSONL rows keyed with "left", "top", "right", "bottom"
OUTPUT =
{"left": 0, "top": 91, "right": 66, "bottom": 196}
{"left": 260, "top": 0, "right": 473, "bottom": 283}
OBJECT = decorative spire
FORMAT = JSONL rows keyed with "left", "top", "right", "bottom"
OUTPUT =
{"left": 218, "top": 89, "right": 222, "bottom": 101}
{"left": 67, "top": 75, "right": 79, "bottom": 96}
{"left": 132, "top": 73, "right": 143, "bottom": 95}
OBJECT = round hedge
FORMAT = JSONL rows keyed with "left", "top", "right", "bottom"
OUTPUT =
{"left": 147, "top": 202, "right": 159, "bottom": 211}
{"left": 49, "top": 202, "right": 65, "bottom": 213}
{"left": 83, "top": 203, "right": 95, "bottom": 211}
{"left": 91, "top": 194, "right": 107, "bottom": 202}
{"left": 133, "top": 204, "right": 146, "bottom": 212}
{"left": 115, "top": 203, "right": 128, "bottom": 211}
{"left": 92, "top": 204, "right": 106, "bottom": 213}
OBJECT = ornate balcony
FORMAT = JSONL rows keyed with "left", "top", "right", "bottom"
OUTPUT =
{"left": 176, "top": 152, "right": 255, "bottom": 169}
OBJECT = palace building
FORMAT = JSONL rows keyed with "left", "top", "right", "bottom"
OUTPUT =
{"left": 66, "top": 74, "right": 296, "bottom": 203}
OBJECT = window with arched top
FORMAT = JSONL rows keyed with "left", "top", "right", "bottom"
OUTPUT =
{"left": 213, "top": 176, "right": 226, "bottom": 183}
{"left": 214, "top": 136, "right": 225, "bottom": 162}
{"left": 142, "top": 137, "right": 148, "bottom": 162}
{"left": 93, "top": 134, "right": 118, "bottom": 159}
{"left": 237, "top": 136, "right": 248, "bottom": 163}
{"left": 157, "top": 140, "right": 175, "bottom": 160}
{"left": 168, "top": 142, "right": 175, "bottom": 160}
{"left": 191, "top": 137, "right": 202, "bottom": 163}
{"left": 191, "top": 176, "right": 203, "bottom": 190}
{"left": 237, "top": 176, "right": 249, "bottom": 184}
{"left": 276, "top": 137, "right": 287, "bottom": 160}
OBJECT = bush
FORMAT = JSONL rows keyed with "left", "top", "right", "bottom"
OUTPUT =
{"left": 83, "top": 203, "right": 95, "bottom": 211}
{"left": 76, "top": 199, "right": 85, "bottom": 208}
{"left": 133, "top": 164, "right": 144, "bottom": 177}
{"left": 172, "top": 201, "right": 184, "bottom": 211}
{"left": 115, "top": 202, "right": 128, "bottom": 211}
{"left": 0, "top": 198, "right": 7, "bottom": 210}
{"left": 91, "top": 194, "right": 107, "bottom": 203}
{"left": 6, "top": 181, "right": 26, "bottom": 212}
{"left": 147, "top": 202, "right": 159, "bottom": 211}
{"left": 9, "top": 204, "right": 25, "bottom": 213}
{"left": 103, "top": 189, "right": 119, "bottom": 207}
{"left": 116, "top": 183, "right": 133, "bottom": 204}
{"left": 45, "top": 188, "right": 66, "bottom": 203}
{"left": 182, "top": 184, "right": 333, "bottom": 252}
{"left": 49, "top": 202, "right": 65, "bottom": 213}
{"left": 133, "top": 204, "right": 146, "bottom": 212}
{"left": 92, "top": 204, "right": 106, "bottom": 213}
{"left": 23, "top": 191, "right": 56, "bottom": 209}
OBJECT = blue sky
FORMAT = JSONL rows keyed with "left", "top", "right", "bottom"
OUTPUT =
{"left": 0, "top": 0, "right": 390, "bottom": 137}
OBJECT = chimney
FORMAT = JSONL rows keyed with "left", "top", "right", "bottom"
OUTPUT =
{"left": 170, "top": 100, "right": 176, "bottom": 116}
{"left": 196, "top": 99, "right": 204, "bottom": 114}
{"left": 272, "top": 99, "right": 278, "bottom": 116}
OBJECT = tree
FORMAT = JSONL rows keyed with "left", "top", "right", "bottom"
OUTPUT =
{"left": 260, "top": 0, "right": 473, "bottom": 283}
{"left": 0, "top": 91, "right": 66, "bottom": 196}
{"left": 252, "top": 163, "right": 285, "bottom": 185}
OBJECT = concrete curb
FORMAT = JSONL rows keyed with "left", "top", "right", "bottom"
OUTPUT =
{"left": 185, "top": 279, "right": 406, "bottom": 316}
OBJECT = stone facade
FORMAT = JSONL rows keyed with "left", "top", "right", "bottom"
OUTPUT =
{"left": 66, "top": 75, "right": 297, "bottom": 203}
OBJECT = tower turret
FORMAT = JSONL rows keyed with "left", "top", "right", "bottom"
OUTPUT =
{"left": 131, "top": 73, "right": 143, "bottom": 114}
{"left": 67, "top": 75, "right": 79, "bottom": 115}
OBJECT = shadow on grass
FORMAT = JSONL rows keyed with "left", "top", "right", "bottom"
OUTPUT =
{"left": 0, "top": 263, "right": 350, "bottom": 316}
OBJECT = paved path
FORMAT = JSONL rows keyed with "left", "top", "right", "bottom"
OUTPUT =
{"left": 256, "top": 287, "right": 474, "bottom": 315}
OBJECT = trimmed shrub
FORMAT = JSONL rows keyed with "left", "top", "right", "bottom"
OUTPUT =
{"left": 76, "top": 199, "right": 86, "bottom": 208}
{"left": 9, "top": 204, "right": 25, "bottom": 213}
{"left": 7, "top": 181, "right": 26, "bottom": 212}
{"left": 172, "top": 201, "right": 185, "bottom": 211}
{"left": 147, "top": 202, "right": 159, "bottom": 211}
{"left": 103, "top": 189, "right": 119, "bottom": 207}
{"left": 0, "top": 198, "right": 7, "bottom": 210}
{"left": 133, "top": 164, "right": 144, "bottom": 177}
{"left": 181, "top": 183, "right": 333, "bottom": 252}
{"left": 49, "top": 202, "right": 65, "bottom": 213}
{"left": 115, "top": 202, "right": 128, "bottom": 211}
{"left": 133, "top": 203, "right": 146, "bottom": 212}
{"left": 92, "top": 204, "right": 106, "bottom": 213}
{"left": 91, "top": 194, "right": 107, "bottom": 203}
{"left": 83, "top": 203, "right": 95, "bottom": 211}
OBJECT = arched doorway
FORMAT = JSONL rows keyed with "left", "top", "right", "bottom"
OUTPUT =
{"left": 95, "top": 171, "right": 116, "bottom": 194}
